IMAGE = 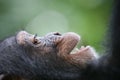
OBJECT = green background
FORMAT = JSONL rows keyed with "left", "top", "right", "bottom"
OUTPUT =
{"left": 0, "top": 0, "right": 113, "bottom": 53}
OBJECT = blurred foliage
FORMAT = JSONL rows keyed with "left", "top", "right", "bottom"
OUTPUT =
{"left": 0, "top": 0, "right": 112, "bottom": 53}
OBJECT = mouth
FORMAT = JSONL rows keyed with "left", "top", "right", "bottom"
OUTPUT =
{"left": 57, "top": 32, "right": 90, "bottom": 55}
{"left": 70, "top": 45, "right": 92, "bottom": 54}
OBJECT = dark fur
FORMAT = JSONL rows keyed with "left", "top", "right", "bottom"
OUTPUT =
{"left": 81, "top": 0, "right": 120, "bottom": 80}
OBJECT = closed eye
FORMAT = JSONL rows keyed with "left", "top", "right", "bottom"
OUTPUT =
{"left": 33, "top": 34, "right": 41, "bottom": 45}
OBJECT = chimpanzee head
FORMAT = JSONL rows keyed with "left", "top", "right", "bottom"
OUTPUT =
{"left": 16, "top": 31, "right": 80, "bottom": 55}
{"left": 16, "top": 31, "right": 96, "bottom": 67}
{"left": 0, "top": 31, "right": 97, "bottom": 80}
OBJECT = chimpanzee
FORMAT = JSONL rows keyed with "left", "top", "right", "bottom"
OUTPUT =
{"left": 0, "top": 0, "right": 120, "bottom": 80}
{"left": 0, "top": 30, "right": 98, "bottom": 80}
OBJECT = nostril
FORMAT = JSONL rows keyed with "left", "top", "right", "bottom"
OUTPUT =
{"left": 54, "top": 32, "right": 61, "bottom": 36}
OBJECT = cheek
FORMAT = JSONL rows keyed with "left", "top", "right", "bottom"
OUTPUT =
{"left": 38, "top": 47, "right": 57, "bottom": 54}
{"left": 45, "top": 47, "right": 56, "bottom": 53}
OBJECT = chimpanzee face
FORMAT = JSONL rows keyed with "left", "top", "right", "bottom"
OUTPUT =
{"left": 16, "top": 31, "right": 62, "bottom": 47}
{"left": 16, "top": 31, "right": 81, "bottom": 56}
{"left": 16, "top": 31, "right": 63, "bottom": 54}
